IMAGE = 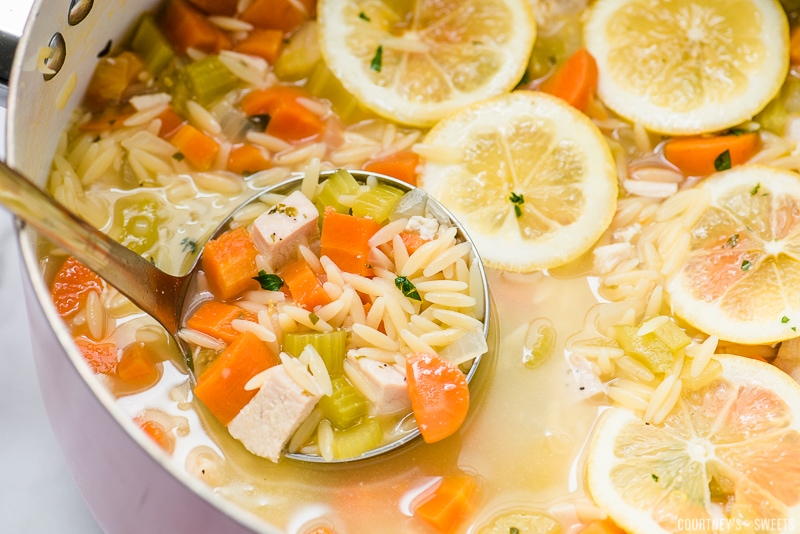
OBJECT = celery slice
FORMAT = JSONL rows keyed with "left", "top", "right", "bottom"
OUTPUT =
{"left": 274, "top": 21, "right": 321, "bottom": 81}
{"left": 352, "top": 183, "right": 405, "bottom": 223}
{"left": 283, "top": 329, "right": 347, "bottom": 374}
{"left": 172, "top": 56, "right": 239, "bottom": 110}
{"left": 316, "top": 169, "right": 361, "bottom": 215}
{"left": 331, "top": 418, "right": 382, "bottom": 459}
{"left": 131, "top": 14, "right": 174, "bottom": 76}
{"left": 652, "top": 320, "right": 691, "bottom": 352}
{"left": 319, "top": 375, "right": 369, "bottom": 429}
{"left": 613, "top": 324, "right": 674, "bottom": 374}
{"left": 305, "top": 62, "right": 369, "bottom": 123}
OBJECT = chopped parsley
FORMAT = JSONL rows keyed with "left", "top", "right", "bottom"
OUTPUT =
{"left": 395, "top": 276, "right": 421, "bottom": 301}
{"left": 252, "top": 270, "right": 284, "bottom": 291}
{"left": 793, "top": 327, "right": 797, "bottom": 332}
{"left": 358, "top": 11, "right": 370, "bottom": 21}
{"left": 510, "top": 528, "right": 520, "bottom": 534}
{"left": 751, "top": 183, "right": 761, "bottom": 196}
{"left": 370, "top": 45, "right": 383, "bottom": 72}
{"left": 741, "top": 260, "right": 752, "bottom": 271}
{"left": 172, "top": 152, "right": 185, "bottom": 161}
{"left": 510, "top": 192, "right": 525, "bottom": 218}
{"left": 248, "top": 113, "right": 271, "bottom": 132}
{"left": 309, "top": 312, "right": 320, "bottom": 325}
{"left": 727, "top": 127, "right": 751, "bottom": 136}
{"left": 652, "top": 473, "right": 659, "bottom": 482}
{"left": 268, "top": 203, "right": 299, "bottom": 217}
{"left": 714, "top": 149, "right": 732, "bottom": 171}
{"left": 724, "top": 234, "right": 739, "bottom": 248}
{"left": 180, "top": 237, "right": 197, "bottom": 254}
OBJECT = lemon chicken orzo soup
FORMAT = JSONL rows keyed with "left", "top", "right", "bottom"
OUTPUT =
{"left": 41, "top": 0, "right": 800, "bottom": 532}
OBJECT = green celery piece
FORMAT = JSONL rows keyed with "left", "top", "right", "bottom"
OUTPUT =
{"left": 319, "top": 375, "right": 369, "bottom": 429}
{"left": 131, "top": 14, "right": 174, "bottom": 76}
{"left": 179, "top": 56, "right": 239, "bottom": 108}
{"left": 315, "top": 169, "right": 360, "bottom": 215}
{"left": 653, "top": 320, "right": 690, "bottom": 352}
{"left": 273, "top": 21, "right": 321, "bottom": 82}
{"left": 352, "top": 183, "right": 405, "bottom": 223}
{"left": 614, "top": 324, "right": 674, "bottom": 375}
{"left": 331, "top": 418, "right": 382, "bottom": 459}
{"left": 305, "top": 61, "right": 370, "bottom": 123}
{"left": 282, "top": 329, "right": 347, "bottom": 374}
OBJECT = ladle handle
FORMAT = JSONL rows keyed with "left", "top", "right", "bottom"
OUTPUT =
{"left": 0, "top": 161, "right": 184, "bottom": 334}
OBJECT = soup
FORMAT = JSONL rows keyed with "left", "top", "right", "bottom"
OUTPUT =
{"left": 40, "top": 0, "right": 800, "bottom": 532}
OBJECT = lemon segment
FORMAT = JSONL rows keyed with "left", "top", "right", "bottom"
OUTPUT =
{"left": 317, "top": 0, "right": 537, "bottom": 127}
{"left": 583, "top": 0, "right": 789, "bottom": 135}
{"left": 418, "top": 91, "right": 618, "bottom": 273}
{"left": 586, "top": 355, "right": 800, "bottom": 534}
{"left": 667, "top": 165, "right": 800, "bottom": 344}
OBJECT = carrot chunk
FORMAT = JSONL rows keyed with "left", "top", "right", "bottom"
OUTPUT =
{"left": 320, "top": 208, "right": 382, "bottom": 276}
{"left": 233, "top": 29, "right": 284, "bottom": 64}
{"left": 406, "top": 353, "right": 470, "bottom": 443}
{"left": 398, "top": 231, "right": 429, "bottom": 255}
{"left": 187, "top": 301, "right": 258, "bottom": 343}
{"left": 240, "top": 86, "right": 326, "bottom": 142}
{"left": 75, "top": 338, "right": 118, "bottom": 374}
{"left": 194, "top": 330, "right": 279, "bottom": 425}
{"left": 186, "top": 0, "right": 237, "bottom": 16}
{"left": 84, "top": 51, "right": 145, "bottom": 111}
{"left": 540, "top": 47, "right": 598, "bottom": 113}
{"left": 157, "top": 106, "right": 186, "bottom": 139}
{"left": 201, "top": 227, "right": 261, "bottom": 300}
{"left": 78, "top": 104, "right": 135, "bottom": 133}
{"left": 240, "top": 0, "right": 315, "bottom": 34}
{"left": 414, "top": 475, "right": 479, "bottom": 533}
{"left": 134, "top": 416, "right": 176, "bottom": 454}
{"left": 791, "top": 25, "right": 800, "bottom": 65}
{"left": 170, "top": 124, "right": 220, "bottom": 171}
{"left": 364, "top": 150, "right": 420, "bottom": 186}
{"left": 581, "top": 519, "right": 627, "bottom": 534}
{"left": 663, "top": 132, "right": 760, "bottom": 177}
{"left": 160, "top": 0, "right": 231, "bottom": 54}
{"left": 278, "top": 258, "right": 332, "bottom": 311}
{"left": 51, "top": 256, "right": 104, "bottom": 318}
{"left": 227, "top": 144, "right": 272, "bottom": 175}
{"left": 116, "top": 342, "right": 161, "bottom": 389}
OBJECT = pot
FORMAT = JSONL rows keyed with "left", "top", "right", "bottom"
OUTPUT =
{"left": 4, "top": 1, "right": 278, "bottom": 532}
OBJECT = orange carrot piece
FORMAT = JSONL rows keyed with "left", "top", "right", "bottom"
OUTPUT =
{"left": 227, "top": 144, "right": 272, "bottom": 175}
{"left": 320, "top": 208, "right": 382, "bottom": 276}
{"left": 75, "top": 338, "right": 118, "bottom": 374}
{"left": 240, "top": 0, "right": 315, "bottom": 34}
{"left": 194, "top": 330, "right": 279, "bottom": 425}
{"left": 663, "top": 132, "right": 760, "bottom": 177}
{"left": 170, "top": 124, "right": 220, "bottom": 171}
{"left": 233, "top": 29, "right": 284, "bottom": 64}
{"left": 84, "top": 51, "right": 145, "bottom": 111}
{"left": 792, "top": 26, "right": 800, "bottom": 65}
{"left": 157, "top": 106, "right": 186, "bottom": 139}
{"left": 406, "top": 353, "right": 469, "bottom": 443}
{"left": 540, "top": 47, "right": 598, "bottom": 113}
{"left": 116, "top": 342, "right": 161, "bottom": 390}
{"left": 186, "top": 0, "right": 237, "bottom": 16}
{"left": 414, "top": 475, "right": 479, "bottom": 533}
{"left": 240, "top": 86, "right": 326, "bottom": 142}
{"left": 278, "top": 258, "right": 332, "bottom": 311}
{"left": 79, "top": 104, "right": 136, "bottom": 132}
{"left": 304, "top": 528, "right": 335, "bottom": 534}
{"left": 364, "top": 150, "right": 420, "bottom": 185}
{"left": 398, "top": 231, "right": 429, "bottom": 255}
{"left": 135, "top": 416, "right": 176, "bottom": 454}
{"left": 580, "top": 519, "right": 627, "bottom": 534}
{"left": 201, "top": 227, "right": 261, "bottom": 300}
{"left": 161, "top": 0, "right": 231, "bottom": 54}
{"left": 187, "top": 301, "right": 258, "bottom": 343}
{"left": 51, "top": 256, "right": 104, "bottom": 318}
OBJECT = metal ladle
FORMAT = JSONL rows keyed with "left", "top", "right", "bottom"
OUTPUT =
{"left": 0, "top": 162, "right": 488, "bottom": 462}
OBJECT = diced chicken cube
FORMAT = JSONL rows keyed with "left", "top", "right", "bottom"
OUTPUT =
{"left": 250, "top": 190, "right": 319, "bottom": 271}
{"left": 227, "top": 364, "right": 321, "bottom": 462}
{"left": 350, "top": 354, "right": 411, "bottom": 415}
{"left": 593, "top": 242, "right": 635, "bottom": 275}
{"left": 405, "top": 215, "right": 439, "bottom": 241}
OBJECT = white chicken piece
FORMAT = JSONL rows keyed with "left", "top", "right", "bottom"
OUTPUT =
{"left": 250, "top": 190, "right": 319, "bottom": 271}
{"left": 348, "top": 354, "right": 411, "bottom": 415}
{"left": 227, "top": 364, "right": 321, "bottom": 462}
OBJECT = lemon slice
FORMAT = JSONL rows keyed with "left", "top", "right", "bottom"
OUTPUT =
{"left": 586, "top": 354, "right": 800, "bottom": 534}
{"left": 583, "top": 0, "right": 789, "bottom": 135}
{"left": 666, "top": 165, "right": 800, "bottom": 345}
{"left": 418, "top": 91, "right": 618, "bottom": 273}
{"left": 316, "top": 0, "right": 536, "bottom": 127}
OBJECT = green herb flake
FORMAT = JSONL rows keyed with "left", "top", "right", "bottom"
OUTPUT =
{"left": 358, "top": 11, "right": 370, "bottom": 21}
{"left": 510, "top": 192, "right": 525, "bottom": 218}
{"left": 180, "top": 237, "right": 198, "bottom": 254}
{"left": 173, "top": 152, "right": 185, "bottom": 161}
{"left": 751, "top": 183, "right": 761, "bottom": 196}
{"left": 370, "top": 45, "right": 383, "bottom": 72}
{"left": 510, "top": 528, "right": 520, "bottom": 534}
{"left": 793, "top": 327, "right": 797, "bottom": 332}
{"left": 252, "top": 270, "right": 284, "bottom": 291}
{"left": 724, "top": 234, "right": 739, "bottom": 248}
{"left": 714, "top": 149, "right": 732, "bottom": 172}
{"left": 741, "top": 260, "right": 753, "bottom": 271}
{"left": 395, "top": 276, "right": 421, "bottom": 301}
{"left": 783, "top": 316, "right": 791, "bottom": 323}
{"left": 652, "top": 473, "right": 659, "bottom": 482}
{"left": 309, "top": 312, "right": 320, "bottom": 325}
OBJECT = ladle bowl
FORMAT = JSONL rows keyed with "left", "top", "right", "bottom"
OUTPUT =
{"left": 0, "top": 162, "right": 489, "bottom": 463}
